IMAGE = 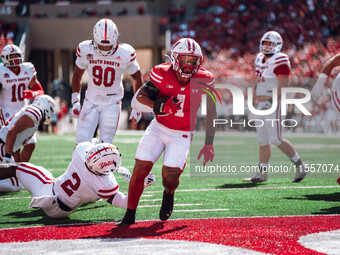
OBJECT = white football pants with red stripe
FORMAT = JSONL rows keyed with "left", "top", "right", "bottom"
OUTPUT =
{"left": 16, "top": 163, "right": 75, "bottom": 218}
{"left": 0, "top": 178, "right": 22, "bottom": 192}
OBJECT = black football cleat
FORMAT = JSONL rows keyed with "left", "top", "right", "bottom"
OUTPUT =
{"left": 159, "top": 191, "right": 174, "bottom": 221}
{"left": 115, "top": 209, "right": 136, "bottom": 226}
{"left": 115, "top": 218, "right": 135, "bottom": 227}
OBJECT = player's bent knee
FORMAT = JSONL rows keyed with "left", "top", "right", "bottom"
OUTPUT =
{"left": 162, "top": 166, "right": 181, "bottom": 191}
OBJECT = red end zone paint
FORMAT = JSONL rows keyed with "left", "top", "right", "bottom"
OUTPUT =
{"left": 0, "top": 215, "right": 339, "bottom": 255}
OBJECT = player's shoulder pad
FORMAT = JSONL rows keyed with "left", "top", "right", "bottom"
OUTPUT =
{"left": 21, "top": 62, "right": 34, "bottom": 69}
{"left": 196, "top": 68, "right": 215, "bottom": 87}
{"left": 149, "top": 63, "right": 170, "bottom": 85}
{"left": 76, "top": 40, "right": 92, "bottom": 58}
{"left": 0, "top": 64, "right": 7, "bottom": 73}
{"left": 117, "top": 43, "right": 137, "bottom": 62}
{"left": 270, "top": 52, "right": 290, "bottom": 67}
{"left": 255, "top": 52, "right": 264, "bottom": 63}
{"left": 75, "top": 141, "right": 93, "bottom": 153}
{"left": 73, "top": 141, "right": 93, "bottom": 159}
{"left": 21, "top": 62, "right": 36, "bottom": 73}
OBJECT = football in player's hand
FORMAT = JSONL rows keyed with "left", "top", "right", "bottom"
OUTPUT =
{"left": 153, "top": 96, "right": 181, "bottom": 116}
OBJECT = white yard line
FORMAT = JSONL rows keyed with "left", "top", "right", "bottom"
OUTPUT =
{"left": 175, "top": 208, "right": 230, "bottom": 212}
{"left": 140, "top": 203, "right": 202, "bottom": 208}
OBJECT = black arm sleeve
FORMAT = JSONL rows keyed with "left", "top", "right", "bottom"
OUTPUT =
{"left": 140, "top": 81, "right": 159, "bottom": 101}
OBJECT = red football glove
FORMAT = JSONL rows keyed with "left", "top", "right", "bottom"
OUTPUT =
{"left": 197, "top": 145, "right": 214, "bottom": 166}
{"left": 154, "top": 96, "right": 182, "bottom": 115}
{"left": 23, "top": 90, "right": 39, "bottom": 99}
{"left": 163, "top": 96, "right": 181, "bottom": 114}
{"left": 337, "top": 176, "right": 340, "bottom": 185}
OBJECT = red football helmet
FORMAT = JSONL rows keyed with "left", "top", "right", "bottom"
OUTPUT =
{"left": 170, "top": 38, "right": 203, "bottom": 79}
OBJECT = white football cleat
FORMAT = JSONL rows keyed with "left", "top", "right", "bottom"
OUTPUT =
{"left": 292, "top": 162, "right": 308, "bottom": 183}
{"left": 243, "top": 171, "right": 268, "bottom": 182}
{"left": 144, "top": 172, "right": 155, "bottom": 188}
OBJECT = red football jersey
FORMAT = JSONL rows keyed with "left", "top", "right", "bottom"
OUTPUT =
{"left": 149, "top": 63, "right": 215, "bottom": 131}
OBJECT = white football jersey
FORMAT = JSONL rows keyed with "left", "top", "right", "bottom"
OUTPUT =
{"left": 75, "top": 40, "right": 140, "bottom": 105}
{"left": 54, "top": 142, "right": 119, "bottom": 209}
{"left": 0, "top": 105, "right": 41, "bottom": 152}
{"left": 255, "top": 52, "right": 290, "bottom": 96}
{"left": 0, "top": 63, "right": 36, "bottom": 111}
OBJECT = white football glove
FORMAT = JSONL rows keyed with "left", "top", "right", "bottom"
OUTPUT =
{"left": 117, "top": 166, "right": 131, "bottom": 182}
{"left": 144, "top": 172, "right": 155, "bottom": 188}
{"left": 129, "top": 109, "right": 142, "bottom": 123}
{"left": 72, "top": 102, "right": 81, "bottom": 118}
{"left": 4, "top": 153, "right": 15, "bottom": 163}
{"left": 312, "top": 73, "right": 327, "bottom": 100}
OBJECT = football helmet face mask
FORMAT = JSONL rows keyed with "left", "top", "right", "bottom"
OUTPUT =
{"left": 85, "top": 143, "right": 121, "bottom": 176}
{"left": 170, "top": 38, "right": 203, "bottom": 79}
{"left": 32, "top": 95, "right": 56, "bottom": 125}
{"left": 92, "top": 19, "right": 119, "bottom": 56}
{"left": 260, "top": 31, "right": 283, "bottom": 55}
{"left": 1, "top": 44, "right": 23, "bottom": 67}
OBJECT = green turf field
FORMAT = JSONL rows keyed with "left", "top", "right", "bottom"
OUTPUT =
{"left": 0, "top": 132, "right": 339, "bottom": 229}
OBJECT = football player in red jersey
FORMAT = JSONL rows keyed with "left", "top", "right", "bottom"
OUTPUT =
{"left": 117, "top": 38, "right": 217, "bottom": 226}
{"left": 243, "top": 31, "right": 308, "bottom": 183}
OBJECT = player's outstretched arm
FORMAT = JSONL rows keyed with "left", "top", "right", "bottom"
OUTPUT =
{"left": 130, "top": 70, "right": 143, "bottom": 93}
{"left": 25, "top": 76, "right": 44, "bottom": 99}
{"left": 129, "top": 71, "right": 144, "bottom": 123}
{"left": 0, "top": 163, "right": 18, "bottom": 180}
{"left": 71, "top": 65, "right": 85, "bottom": 118}
{"left": 198, "top": 94, "right": 217, "bottom": 166}
{"left": 5, "top": 115, "right": 34, "bottom": 159}
{"left": 131, "top": 81, "right": 159, "bottom": 112}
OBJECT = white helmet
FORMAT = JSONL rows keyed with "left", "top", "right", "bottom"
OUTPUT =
{"left": 1, "top": 44, "right": 23, "bottom": 67}
{"left": 170, "top": 38, "right": 203, "bottom": 79}
{"left": 92, "top": 19, "right": 119, "bottom": 56}
{"left": 85, "top": 143, "right": 121, "bottom": 176}
{"left": 32, "top": 95, "right": 56, "bottom": 124}
{"left": 260, "top": 31, "right": 283, "bottom": 55}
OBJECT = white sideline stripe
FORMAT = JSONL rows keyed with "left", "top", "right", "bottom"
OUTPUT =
{"left": 141, "top": 195, "right": 153, "bottom": 197}
{"left": 144, "top": 186, "right": 340, "bottom": 194}
{"left": 140, "top": 203, "right": 202, "bottom": 208}
{"left": 176, "top": 208, "right": 229, "bottom": 212}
